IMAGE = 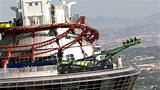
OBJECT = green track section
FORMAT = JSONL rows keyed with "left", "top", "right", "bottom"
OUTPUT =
{"left": 60, "top": 37, "right": 142, "bottom": 67}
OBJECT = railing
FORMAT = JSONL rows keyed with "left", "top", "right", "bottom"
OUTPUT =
{"left": 16, "top": 32, "right": 55, "bottom": 41}
{"left": 0, "top": 65, "right": 57, "bottom": 79}
{"left": 0, "top": 64, "right": 130, "bottom": 79}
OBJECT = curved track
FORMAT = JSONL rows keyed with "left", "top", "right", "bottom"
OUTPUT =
{"left": 0, "top": 17, "right": 99, "bottom": 68}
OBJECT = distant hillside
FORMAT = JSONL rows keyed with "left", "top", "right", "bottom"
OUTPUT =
{"left": 123, "top": 45, "right": 160, "bottom": 59}
{"left": 87, "top": 13, "right": 160, "bottom": 47}
{"left": 117, "top": 13, "right": 159, "bottom": 37}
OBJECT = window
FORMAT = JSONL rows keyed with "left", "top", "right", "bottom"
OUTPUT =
{"left": 48, "top": 56, "right": 52, "bottom": 60}
{"left": 66, "top": 54, "right": 75, "bottom": 61}
{"left": 39, "top": 57, "right": 42, "bottom": 61}
{"left": 94, "top": 47, "right": 101, "bottom": 52}
{"left": 65, "top": 35, "right": 71, "bottom": 39}
{"left": 35, "top": 2, "right": 39, "bottom": 6}
{"left": 43, "top": 56, "right": 48, "bottom": 61}
{"left": 9, "top": 60, "right": 14, "bottom": 64}
{"left": 29, "top": 2, "right": 32, "bottom": 6}
{"left": 52, "top": 54, "right": 59, "bottom": 61}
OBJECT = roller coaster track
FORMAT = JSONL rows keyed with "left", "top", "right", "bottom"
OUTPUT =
{"left": 60, "top": 38, "right": 142, "bottom": 67}
{"left": 0, "top": 17, "right": 99, "bottom": 68}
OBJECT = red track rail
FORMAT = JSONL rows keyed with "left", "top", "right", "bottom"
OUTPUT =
{"left": 0, "top": 17, "right": 99, "bottom": 68}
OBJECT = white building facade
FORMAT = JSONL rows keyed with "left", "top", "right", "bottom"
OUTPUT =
{"left": 15, "top": 0, "right": 94, "bottom": 61}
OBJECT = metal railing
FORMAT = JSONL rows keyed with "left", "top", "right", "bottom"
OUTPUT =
{"left": 0, "top": 65, "right": 57, "bottom": 79}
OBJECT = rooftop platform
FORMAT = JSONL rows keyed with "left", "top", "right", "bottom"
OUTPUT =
{"left": 0, "top": 66, "right": 140, "bottom": 88}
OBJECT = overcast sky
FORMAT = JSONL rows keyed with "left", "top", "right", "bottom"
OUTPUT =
{"left": 0, "top": 0, "right": 160, "bottom": 21}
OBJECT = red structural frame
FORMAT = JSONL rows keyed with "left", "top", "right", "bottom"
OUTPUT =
{"left": 0, "top": 16, "right": 99, "bottom": 68}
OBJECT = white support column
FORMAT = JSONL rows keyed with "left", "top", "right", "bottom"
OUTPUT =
{"left": 118, "top": 57, "right": 123, "bottom": 68}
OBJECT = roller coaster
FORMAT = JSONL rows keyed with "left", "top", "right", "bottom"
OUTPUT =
{"left": 59, "top": 37, "right": 141, "bottom": 73}
{"left": 0, "top": 17, "right": 141, "bottom": 74}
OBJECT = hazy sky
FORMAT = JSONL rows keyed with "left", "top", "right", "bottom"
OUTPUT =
{"left": 0, "top": 0, "right": 160, "bottom": 21}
